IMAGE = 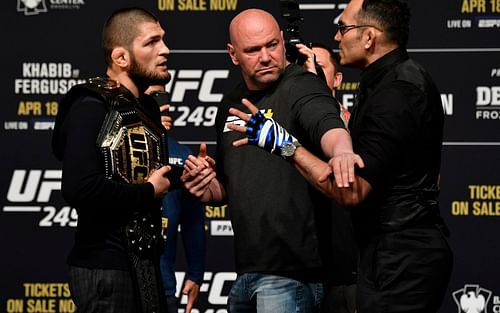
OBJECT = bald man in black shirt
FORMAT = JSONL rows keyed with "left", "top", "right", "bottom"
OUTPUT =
{"left": 227, "top": 1, "right": 453, "bottom": 312}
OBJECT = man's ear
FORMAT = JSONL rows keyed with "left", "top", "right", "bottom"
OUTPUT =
{"left": 227, "top": 43, "right": 239, "bottom": 65}
{"left": 333, "top": 71, "right": 343, "bottom": 89}
{"left": 363, "top": 28, "right": 378, "bottom": 49}
{"left": 111, "top": 47, "right": 129, "bottom": 68}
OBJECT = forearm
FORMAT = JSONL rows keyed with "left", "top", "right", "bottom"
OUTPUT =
{"left": 321, "top": 128, "right": 353, "bottom": 158}
{"left": 292, "top": 147, "right": 370, "bottom": 207}
{"left": 225, "top": 98, "right": 369, "bottom": 205}
{"left": 62, "top": 167, "right": 156, "bottom": 211}
{"left": 292, "top": 147, "right": 337, "bottom": 197}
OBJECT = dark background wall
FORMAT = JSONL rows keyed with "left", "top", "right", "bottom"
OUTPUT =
{"left": 1, "top": 1, "right": 499, "bottom": 312}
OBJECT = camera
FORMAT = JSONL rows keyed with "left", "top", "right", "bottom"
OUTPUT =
{"left": 279, "top": 0, "right": 326, "bottom": 82}
{"left": 280, "top": 0, "right": 307, "bottom": 65}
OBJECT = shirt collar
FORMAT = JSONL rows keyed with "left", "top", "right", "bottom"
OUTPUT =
{"left": 360, "top": 47, "right": 409, "bottom": 88}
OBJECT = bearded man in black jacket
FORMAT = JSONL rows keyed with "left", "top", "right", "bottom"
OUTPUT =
{"left": 52, "top": 7, "right": 172, "bottom": 313}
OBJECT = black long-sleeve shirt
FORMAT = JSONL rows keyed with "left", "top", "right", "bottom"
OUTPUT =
{"left": 349, "top": 48, "right": 446, "bottom": 241}
{"left": 53, "top": 90, "right": 161, "bottom": 270}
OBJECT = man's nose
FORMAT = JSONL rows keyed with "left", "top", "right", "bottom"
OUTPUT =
{"left": 260, "top": 48, "right": 271, "bottom": 62}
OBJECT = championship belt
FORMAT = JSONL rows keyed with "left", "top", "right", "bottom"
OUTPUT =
{"left": 87, "top": 77, "right": 167, "bottom": 313}
{"left": 94, "top": 78, "right": 167, "bottom": 185}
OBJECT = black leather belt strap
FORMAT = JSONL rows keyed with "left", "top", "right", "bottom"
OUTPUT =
{"left": 128, "top": 251, "right": 164, "bottom": 313}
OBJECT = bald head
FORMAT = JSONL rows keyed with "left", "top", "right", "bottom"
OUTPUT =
{"left": 229, "top": 9, "right": 281, "bottom": 47}
{"left": 227, "top": 9, "right": 287, "bottom": 90}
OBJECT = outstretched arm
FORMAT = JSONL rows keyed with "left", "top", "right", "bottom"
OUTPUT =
{"left": 293, "top": 144, "right": 371, "bottom": 207}
{"left": 227, "top": 98, "right": 371, "bottom": 207}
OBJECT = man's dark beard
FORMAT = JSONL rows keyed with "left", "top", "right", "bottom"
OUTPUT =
{"left": 129, "top": 57, "right": 171, "bottom": 90}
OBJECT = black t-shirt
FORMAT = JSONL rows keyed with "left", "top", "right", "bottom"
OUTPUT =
{"left": 215, "top": 64, "right": 345, "bottom": 280}
{"left": 349, "top": 48, "right": 446, "bottom": 240}
{"left": 52, "top": 85, "right": 162, "bottom": 270}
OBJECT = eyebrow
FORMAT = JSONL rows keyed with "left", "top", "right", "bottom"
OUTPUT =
{"left": 243, "top": 39, "right": 278, "bottom": 52}
{"left": 142, "top": 33, "right": 163, "bottom": 43}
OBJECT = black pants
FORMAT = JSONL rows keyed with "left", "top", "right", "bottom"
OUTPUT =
{"left": 68, "top": 266, "right": 138, "bottom": 313}
{"left": 356, "top": 226, "right": 453, "bottom": 313}
{"left": 321, "top": 284, "right": 356, "bottom": 313}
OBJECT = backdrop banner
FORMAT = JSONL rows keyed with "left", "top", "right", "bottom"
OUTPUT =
{"left": 1, "top": 1, "right": 499, "bottom": 312}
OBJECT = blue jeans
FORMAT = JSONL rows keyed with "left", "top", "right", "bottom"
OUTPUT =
{"left": 228, "top": 273, "right": 323, "bottom": 313}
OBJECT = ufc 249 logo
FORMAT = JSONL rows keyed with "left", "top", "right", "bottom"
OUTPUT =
{"left": 3, "top": 169, "right": 77, "bottom": 227}
{"left": 7, "top": 169, "right": 61, "bottom": 203}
